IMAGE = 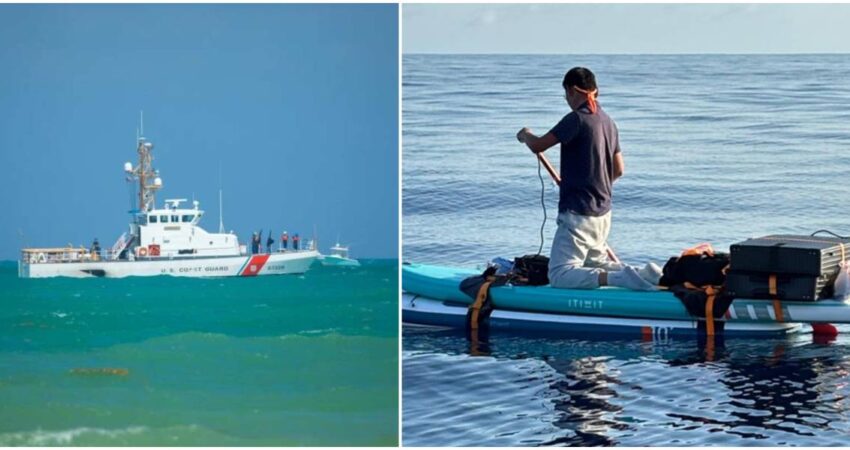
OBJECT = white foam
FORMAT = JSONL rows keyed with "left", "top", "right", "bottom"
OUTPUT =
{"left": 0, "top": 426, "right": 147, "bottom": 446}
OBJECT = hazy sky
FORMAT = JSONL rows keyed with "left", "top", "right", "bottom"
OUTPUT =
{"left": 0, "top": 4, "right": 398, "bottom": 259}
{"left": 404, "top": 3, "right": 850, "bottom": 54}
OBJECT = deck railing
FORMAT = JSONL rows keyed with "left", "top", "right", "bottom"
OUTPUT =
{"left": 21, "top": 248, "right": 119, "bottom": 264}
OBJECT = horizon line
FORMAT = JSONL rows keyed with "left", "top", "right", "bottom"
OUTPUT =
{"left": 403, "top": 51, "right": 850, "bottom": 56}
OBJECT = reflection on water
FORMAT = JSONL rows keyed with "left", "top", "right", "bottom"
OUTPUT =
{"left": 543, "top": 356, "right": 625, "bottom": 446}
{"left": 403, "top": 328, "right": 850, "bottom": 446}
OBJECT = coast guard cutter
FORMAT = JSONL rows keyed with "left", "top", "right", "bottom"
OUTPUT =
{"left": 19, "top": 128, "right": 318, "bottom": 278}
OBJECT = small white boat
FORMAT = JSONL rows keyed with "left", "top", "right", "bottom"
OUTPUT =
{"left": 319, "top": 243, "right": 360, "bottom": 267}
{"left": 18, "top": 122, "right": 318, "bottom": 278}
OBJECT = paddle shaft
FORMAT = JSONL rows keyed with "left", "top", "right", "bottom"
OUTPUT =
{"left": 537, "top": 153, "right": 561, "bottom": 184}
{"left": 536, "top": 152, "right": 621, "bottom": 264}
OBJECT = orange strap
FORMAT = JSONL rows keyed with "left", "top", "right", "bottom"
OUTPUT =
{"left": 704, "top": 285, "right": 717, "bottom": 359}
{"left": 704, "top": 286, "right": 716, "bottom": 336}
{"left": 469, "top": 281, "right": 493, "bottom": 331}
{"left": 769, "top": 274, "right": 784, "bottom": 322}
{"left": 772, "top": 300, "right": 784, "bottom": 322}
{"left": 573, "top": 86, "right": 598, "bottom": 114}
{"left": 682, "top": 243, "right": 715, "bottom": 257}
{"left": 683, "top": 282, "right": 719, "bottom": 336}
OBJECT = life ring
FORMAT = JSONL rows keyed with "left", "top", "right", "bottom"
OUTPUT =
{"left": 37, "top": 252, "right": 46, "bottom": 263}
{"left": 139, "top": 247, "right": 148, "bottom": 257}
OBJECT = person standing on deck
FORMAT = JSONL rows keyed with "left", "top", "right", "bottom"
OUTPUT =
{"left": 266, "top": 232, "right": 275, "bottom": 254}
{"left": 516, "top": 67, "right": 655, "bottom": 290}
{"left": 281, "top": 231, "right": 288, "bottom": 250}
{"left": 91, "top": 238, "right": 101, "bottom": 261}
{"left": 251, "top": 232, "right": 261, "bottom": 254}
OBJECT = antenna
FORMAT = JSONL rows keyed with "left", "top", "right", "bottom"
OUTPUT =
{"left": 219, "top": 189, "right": 225, "bottom": 233}
{"left": 134, "top": 111, "right": 161, "bottom": 213}
{"left": 218, "top": 161, "right": 225, "bottom": 233}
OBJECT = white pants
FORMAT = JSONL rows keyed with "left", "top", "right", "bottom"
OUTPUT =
{"left": 548, "top": 210, "right": 624, "bottom": 289}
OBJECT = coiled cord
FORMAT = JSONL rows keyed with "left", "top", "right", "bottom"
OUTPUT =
{"left": 811, "top": 229, "right": 849, "bottom": 239}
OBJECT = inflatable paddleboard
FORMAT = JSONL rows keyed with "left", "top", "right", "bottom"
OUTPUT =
{"left": 403, "top": 293, "right": 801, "bottom": 338}
{"left": 403, "top": 263, "right": 850, "bottom": 325}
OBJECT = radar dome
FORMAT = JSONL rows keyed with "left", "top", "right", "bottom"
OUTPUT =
{"left": 153, "top": 177, "right": 162, "bottom": 187}
{"left": 124, "top": 162, "right": 133, "bottom": 172}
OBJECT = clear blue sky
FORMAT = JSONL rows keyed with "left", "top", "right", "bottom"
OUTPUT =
{"left": 404, "top": 3, "right": 850, "bottom": 54}
{"left": 0, "top": 4, "right": 398, "bottom": 260}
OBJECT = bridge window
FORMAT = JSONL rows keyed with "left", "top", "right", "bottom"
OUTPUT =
{"left": 182, "top": 215, "right": 194, "bottom": 223}
{"left": 160, "top": 215, "right": 168, "bottom": 223}
{"left": 171, "top": 215, "right": 179, "bottom": 223}
{"left": 148, "top": 215, "right": 156, "bottom": 224}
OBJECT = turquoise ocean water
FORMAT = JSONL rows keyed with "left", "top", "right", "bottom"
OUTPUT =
{"left": 0, "top": 260, "right": 398, "bottom": 446}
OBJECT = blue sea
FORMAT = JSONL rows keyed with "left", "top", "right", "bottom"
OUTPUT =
{"left": 402, "top": 54, "right": 850, "bottom": 446}
{"left": 0, "top": 260, "right": 398, "bottom": 446}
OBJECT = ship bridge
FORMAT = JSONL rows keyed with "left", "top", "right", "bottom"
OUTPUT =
{"left": 134, "top": 198, "right": 241, "bottom": 258}
{"left": 139, "top": 199, "right": 203, "bottom": 226}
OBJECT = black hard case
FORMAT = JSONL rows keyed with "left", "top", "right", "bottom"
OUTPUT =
{"left": 727, "top": 234, "right": 849, "bottom": 301}
{"left": 725, "top": 271, "right": 832, "bottom": 301}
{"left": 729, "top": 234, "right": 849, "bottom": 276}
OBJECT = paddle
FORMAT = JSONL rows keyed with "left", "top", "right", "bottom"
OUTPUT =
{"left": 537, "top": 153, "right": 561, "bottom": 184}
{"left": 536, "top": 152, "right": 621, "bottom": 264}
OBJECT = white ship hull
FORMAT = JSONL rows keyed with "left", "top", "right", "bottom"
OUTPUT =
{"left": 18, "top": 250, "right": 319, "bottom": 279}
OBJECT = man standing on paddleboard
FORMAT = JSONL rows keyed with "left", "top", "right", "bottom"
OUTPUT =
{"left": 517, "top": 67, "right": 657, "bottom": 291}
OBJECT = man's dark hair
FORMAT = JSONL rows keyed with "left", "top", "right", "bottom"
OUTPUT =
{"left": 563, "top": 67, "right": 597, "bottom": 91}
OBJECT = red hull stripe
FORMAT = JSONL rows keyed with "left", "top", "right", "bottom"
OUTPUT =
{"left": 240, "top": 254, "right": 271, "bottom": 277}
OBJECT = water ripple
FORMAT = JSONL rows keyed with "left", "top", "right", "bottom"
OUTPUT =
{"left": 403, "top": 329, "right": 850, "bottom": 446}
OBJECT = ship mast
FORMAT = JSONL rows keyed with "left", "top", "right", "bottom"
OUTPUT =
{"left": 133, "top": 111, "right": 162, "bottom": 213}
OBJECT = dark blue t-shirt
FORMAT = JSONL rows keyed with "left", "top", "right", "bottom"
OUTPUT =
{"left": 549, "top": 104, "right": 621, "bottom": 216}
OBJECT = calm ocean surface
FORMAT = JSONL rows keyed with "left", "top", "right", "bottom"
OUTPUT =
{"left": 0, "top": 260, "right": 397, "bottom": 446}
{"left": 403, "top": 54, "right": 850, "bottom": 446}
